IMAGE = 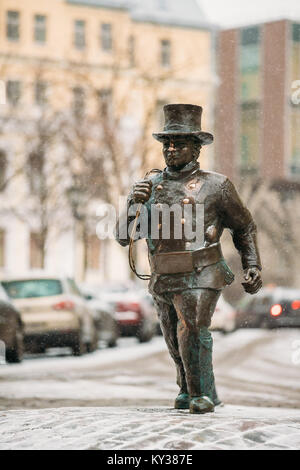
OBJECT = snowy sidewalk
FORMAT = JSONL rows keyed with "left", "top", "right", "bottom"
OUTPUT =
{"left": 1, "top": 405, "right": 300, "bottom": 450}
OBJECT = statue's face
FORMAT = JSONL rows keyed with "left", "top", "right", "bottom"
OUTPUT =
{"left": 162, "top": 136, "right": 195, "bottom": 170}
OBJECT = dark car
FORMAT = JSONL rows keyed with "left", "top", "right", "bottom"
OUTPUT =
{"left": 0, "top": 283, "right": 24, "bottom": 363}
{"left": 236, "top": 287, "right": 300, "bottom": 329}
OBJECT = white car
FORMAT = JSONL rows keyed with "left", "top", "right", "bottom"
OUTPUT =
{"left": 1, "top": 274, "right": 97, "bottom": 356}
{"left": 210, "top": 295, "right": 236, "bottom": 333}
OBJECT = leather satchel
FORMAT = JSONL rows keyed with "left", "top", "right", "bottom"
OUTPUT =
{"left": 151, "top": 243, "right": 223, "bottom": 275}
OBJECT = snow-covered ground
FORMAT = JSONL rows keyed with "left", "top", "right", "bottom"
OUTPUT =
{"left": 1, "top": 405, "right": 300, "bottom": 450}
{"left": 0, "top": 329, "right": 300, "bottom": 449}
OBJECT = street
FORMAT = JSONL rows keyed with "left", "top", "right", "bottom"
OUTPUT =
{"left": 0, "top": 328, "right": 300, "bottom": 449}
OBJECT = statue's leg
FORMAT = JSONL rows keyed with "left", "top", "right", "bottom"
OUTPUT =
{"left": 172, "top": 289, "right": 221, "bottom": 409}
{"left": 153, "top": 295, "right": 188, "bottom": 397}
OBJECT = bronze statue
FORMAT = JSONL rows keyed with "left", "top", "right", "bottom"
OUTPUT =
{"left": 115, "top": 104, "right": 262, "bottom": 414}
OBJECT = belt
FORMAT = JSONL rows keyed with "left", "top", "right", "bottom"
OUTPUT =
{"left": 150, "top": 243, "right": 223, "bottom": 275}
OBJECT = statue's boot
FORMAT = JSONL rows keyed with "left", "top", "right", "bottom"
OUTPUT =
{"left": 211, "top": 379, "right": 222, "bottom": 406}
{"left": 189, "top": 396, "right": 214, "bottom": 414}
{"left": 174, "top": 393, "right": 190, "bottom": 409}
{"left": 189, "top": 327, "right": 220, "bottom": 414}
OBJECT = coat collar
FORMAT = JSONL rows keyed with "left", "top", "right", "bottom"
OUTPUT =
{"left": 163, "top": 160, "right": 200, "bottom": 181}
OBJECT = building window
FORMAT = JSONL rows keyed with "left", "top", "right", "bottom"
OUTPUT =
{"left": 0, "top": 150, "right": 8, "bottom": 191}
{"left": 239, "top": 27, "right": 261, "bottom": 175}
{"left": 27, "top": 151, "right": 45, "bottom": 194}
{"left": 86, "top": 234, "right": 100, "bottom": 270}
{"left": 35, "top": 81, "right": 48, "bottom": 106}
{"left": 0, "top": 230, "right": 5, "bottom": 268}
{"left": 73, "top": 87, "right": 85, "bottom": 118}
{"left": 240, "top": 103, "right": 260, "bottom": 175}
{"left": 290, "top": 108, "right": 300, "bottom": 175}
{"left": 6, "top": 80, "right": 21, "bottom": 106}
{"left": 292, "top": 23, "right": 300, "bottom": 42}
{"left": 156, "top": 99, "right": 168, "bottom": 128}
{"left": 98, "top": 89, "right": 112, "bottom": 116}
{"left": 128, "top": 35, "right": 135, "bottom": 67}
{"left": 30, "top": 232, "right": 44, "bottom": 269}
{"left": 290, "top": 24, "right": 300, "bottom": 176}
{"left": 74, "top": 20, "right": 86, "bottom": 49}
{"left": 6, "top": 11, "right": 20, "bottom": 41}
{"left": 240, "top": 26, "right": 261, "bottom": 102}
{"left": 161, "top": 39, "right": 171, "bottom": 67}
{"left": 34, "top": 15, "right": 47, "bottom": 43}
{"left": 101, "top": 23, "right": 112, "bottom": 51}
{"left": 291, "top": 24, "right": 300, "bottom": 83}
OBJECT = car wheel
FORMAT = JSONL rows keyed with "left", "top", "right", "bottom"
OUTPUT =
{"left": 137, "top": 321, "right": 153, "bottom": 343}
{"left": 72, "top": 330, "right": 86, "bottom": 356}
{"left": 6, "top": 324, "right": 24, "bottom": 363}
{"left": 87, "top": 328, "right": 98, "bottom": 353}
{"left": 107, "top": 337, "right": 117, "bottom": 348}
{"left": 260, "top": 319, "right": 271, "bottom": 329}
{"left": 221, "top": 329, "right": 229, "bottom": 335}
{"left": 108, "top": 322, "right": 119, "bottom": 347}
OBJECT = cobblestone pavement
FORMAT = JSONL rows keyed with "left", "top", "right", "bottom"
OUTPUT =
{"left": 1, "top": 405, "right": 300, "bottom": 450}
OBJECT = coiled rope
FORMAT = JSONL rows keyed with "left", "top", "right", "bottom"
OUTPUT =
{"left": 128, "top": 169, "right": 162, "bottom": 280}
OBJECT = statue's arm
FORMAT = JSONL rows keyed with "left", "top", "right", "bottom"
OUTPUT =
{"left": 114, "top": 192, "right": 136, "bottom": 247}
{"left": 115, "top": 176, "right": 154, "bottom": 247}
{"left": 220, "top": 178, "right": 262, "bottom": 272}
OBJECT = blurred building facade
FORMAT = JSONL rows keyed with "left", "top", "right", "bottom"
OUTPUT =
{"left": 0, "top": 0, "right": 216, "bottom": 282}
{"left": 216, "top": 19, "right": 300, "bottom": 182}
{"left": 215, "top": 19, "right": 300, "bottom": 297}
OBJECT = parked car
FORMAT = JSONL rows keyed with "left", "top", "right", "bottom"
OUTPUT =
{"left": 142, "top": 292, "right": 161, "bottom": 336}
{"left": 90, "top": 282, "right": 157, "bottom": 343}
{"left": 210, "top": 295, "right": 236, "bottom": 333}
{"left": 80, "top": 285, "right": 119, "bottom": 348}
{"left": 1, "top": 275, "right": 97, "bottom": 356}
{"left": 235, "top": 286, "right": 300, "bottom": 329}
{"left": 0, "top": 283, "right": 24, "bottom": 363}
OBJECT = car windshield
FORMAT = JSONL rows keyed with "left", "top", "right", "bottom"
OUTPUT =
{"left": 2, "top": 279, "right": 63, "bottom": 299}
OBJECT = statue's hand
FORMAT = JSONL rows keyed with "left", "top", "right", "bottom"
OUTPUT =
{"left": 242, "top": 267, "right": 262, "bottom": 294}
{"left": 132, "top": 179, "right": 153, "bottom": 203}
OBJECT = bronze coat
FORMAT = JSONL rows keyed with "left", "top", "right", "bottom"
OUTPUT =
{"left": 115, "top": 161, "right": 261, "bottom": 295}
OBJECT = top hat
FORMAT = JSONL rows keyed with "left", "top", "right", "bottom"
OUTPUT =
{"left": 152, "top": 104, "right": 213, "bottom": 145}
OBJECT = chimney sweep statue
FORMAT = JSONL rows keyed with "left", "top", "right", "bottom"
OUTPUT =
{"left": 115, "top": 104, "right": 262, "bottom": 414}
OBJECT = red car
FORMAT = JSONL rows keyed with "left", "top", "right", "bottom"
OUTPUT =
{"left": 87, "top": 283, "right": 157, "bottom": 343}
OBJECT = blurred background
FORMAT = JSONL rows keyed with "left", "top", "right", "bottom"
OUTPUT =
{"left": 0, "top": 0, "right": 300, "bottom": 368}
